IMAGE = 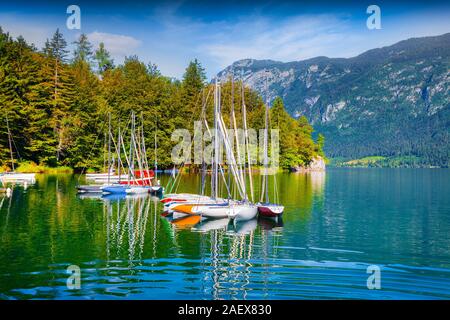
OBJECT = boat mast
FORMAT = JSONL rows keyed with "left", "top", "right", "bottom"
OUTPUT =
{"left": 212, "top": 80, "right": 220, "bottom": 200}
{"left": 117, "top": 121, "right": 122, "bottom": 183}
{"left": 5, "top": 115, "right": 14, "bottom": 172}
{"left": 128, "top": 112, "right": 135, "bottom": 183}
{"left": 107, "top": 112, "right": 111, "bottom": 185}
{"left": 230, "top": 71, "right": 245, "bottom": 201}
{"left": 200, "top": 89, "right": 206, "bottom": 196}
{"left": 241, "top": 73, "right": 254, "bottom": 203}
{"left": 263, "top": 71, "right": 270, "bottom": 203}
{"left": 154, "top": 117, "right": 158, "bottom": 182}
{"left": 139, "top": 112, "right": 151, "bottom": 185}
{"left": 228, "top": 75, "right": 232, "bottom": 194}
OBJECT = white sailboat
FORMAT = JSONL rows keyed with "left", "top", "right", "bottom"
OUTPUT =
{"left": 193, "top": 79, "right": 257, "bottom": 221}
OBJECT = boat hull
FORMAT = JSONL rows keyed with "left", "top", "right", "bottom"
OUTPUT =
{"left": 196, "top": 203, "right": 257, "bottom": 221}
{"left": 125, "top": 186, "right": 151, "bottom": 194}
{"left": 233, "top": 205, "right": 258, "bottom": 222}
{"left": 0, "top": 173, "right": 36, "bottom": 182}
{"left": 257, "top": 204, "right": 284, "bottom": 217}
{"left": 77, "top": 185, "right": 104, "bottom": 193}
{"left": 101, "top": 185, "right": 128, "bottom": 194}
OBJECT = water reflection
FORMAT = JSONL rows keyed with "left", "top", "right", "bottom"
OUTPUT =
{"left": 2, "top": 171, "right": 448, "bottom": 299}
{"left": 160, "top": 209, "right": 286, "bottom": 299}
{"left": 310, "top": 171, "right": 326, "bottom": 196}
{"left": 102, "top": 194, "right": 160, "bottom": 264}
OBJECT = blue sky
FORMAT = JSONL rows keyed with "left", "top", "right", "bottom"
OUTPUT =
{"left": 1, "top": 0, "right": 449, "bottom": 79}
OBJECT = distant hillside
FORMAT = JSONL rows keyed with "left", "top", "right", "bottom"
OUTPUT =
{"left": 217, "top": 33, "right": 450, "bottom": 167}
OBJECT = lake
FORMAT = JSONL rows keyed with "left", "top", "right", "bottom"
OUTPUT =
{"left": 0, "top": 168, "right": 449, "bottom": 299}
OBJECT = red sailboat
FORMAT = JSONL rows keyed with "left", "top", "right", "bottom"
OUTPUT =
{"left": 257, "top": 72, "right": 284, "bottom": 218}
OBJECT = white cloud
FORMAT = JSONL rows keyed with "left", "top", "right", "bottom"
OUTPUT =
{"left": 87, "top": 31, "right": 142, "bottom": 58}
{"left": 200, "top": 14, "right": 355, "bottom": 68}
{"left": 156, "top": 13, "right": 359, "bottom": 70}
{"left": 142, "top": 5, "right": 450, "bottom": 78}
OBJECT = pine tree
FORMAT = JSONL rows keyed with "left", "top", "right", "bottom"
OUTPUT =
{"left": 94, "top": 42, "right": 114, "bottom": 74}
{"left": 73, "top": 33, "right": 93, "bottom": 64}
{"left": 0, "top": 29, "right": 40, "bottom": 167}
{"left": 41, "top": 29, "right": 74, "bottom": 164}
{"left": 181, "top": 59, "right": 206, "bottom": 127}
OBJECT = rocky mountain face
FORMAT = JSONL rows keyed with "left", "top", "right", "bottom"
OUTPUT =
{"left": 217, "top": 33, "right": 450, "bottom": 166}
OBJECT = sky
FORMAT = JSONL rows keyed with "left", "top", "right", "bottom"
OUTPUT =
{"left": 0, "top": 0, "right": 449, "bottom": 79}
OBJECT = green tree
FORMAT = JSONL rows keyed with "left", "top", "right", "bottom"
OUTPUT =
{"left": 40, "top": 29, "right": 75, "bottom": 164}
{"left": 317, "top": 133, "right": 325, "bottom": 157}
{"left": 94, "top": 42, "right": 114, "bottom": 74}
{"left": 73, "top": 33, "right": 93, "bottom": 64}
{"left": 181, "top": 59, "right": 206, "bottom": 128}
{"left": 0, "top": 29, "right": 41, "bottom": 167}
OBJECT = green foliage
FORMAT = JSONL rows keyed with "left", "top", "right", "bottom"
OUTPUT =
{"left": 270, "top": 98, "right": 320, "bottom": 169}
{"left": 94, "top": 42, "right": 114, "bottom": 74}
{"left": 72, "top": 33, "right": 93, "bottom": 64}
{"left": 0, "top": 26, "right": 323, "bottom": 171}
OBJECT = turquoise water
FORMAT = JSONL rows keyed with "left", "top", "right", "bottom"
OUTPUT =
{"left": 0, "top": 168, "right": 449, "bottom": 299}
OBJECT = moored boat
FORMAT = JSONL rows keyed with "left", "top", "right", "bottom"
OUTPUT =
{"left": 0, "top": 173, "right": 36, "bottom": 183}
{"left": 77, "top": 185, "right": 104, "bottom": 193}
{"left": 257, "top": 203, "right": 284, "bottom": 218}
{"left": 101, "top": 185, "right": 128, "bottom": 194}
{"left": 125, "top": 186, "right": 151, "bottom": 194}
{"left": 231, "top": 203, "right": 258, "bottom": 222}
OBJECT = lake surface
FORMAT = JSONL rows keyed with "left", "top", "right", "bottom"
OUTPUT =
{"left": 0, "top": 168, "right": 449, "bottom": 300}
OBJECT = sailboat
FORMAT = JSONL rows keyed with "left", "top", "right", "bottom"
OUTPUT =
{"left": 150, "top": 118, "right": 163, "bottom": 194}
{"left": 102, "top": 112, "right": 153, "bottom": 195}
{"left": 188, "top": 79, "right": 257, "bottom": 221}
{"left": 257, "top": 73, "right": 284, "bottom": 218}
{"left": 77, "top": 113, "right": 116, "bottom": 193}
{"left": 0, "top": 115, "right": 35, "bottom": 184}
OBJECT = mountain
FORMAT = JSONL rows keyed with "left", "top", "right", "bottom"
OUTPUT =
{"left": 217, "top": 33, "right": 450, "bottom": 167}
